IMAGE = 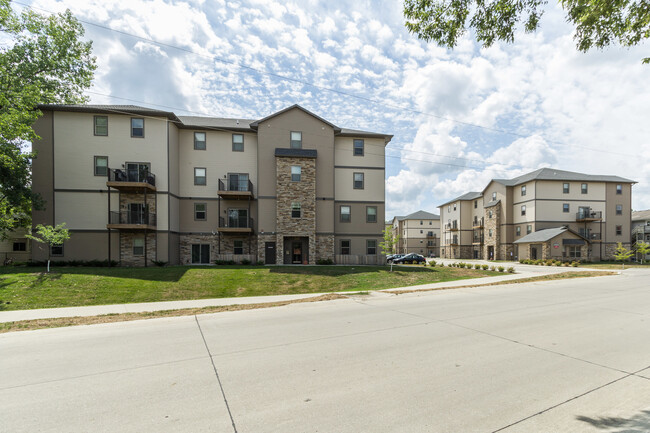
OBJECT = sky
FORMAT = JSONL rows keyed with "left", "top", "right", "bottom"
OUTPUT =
{"left": 19, "top": 0, "right": 650, "bottom": 218}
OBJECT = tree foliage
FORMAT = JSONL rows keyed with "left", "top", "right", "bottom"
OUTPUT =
{"left": 0, "top": 0, "right": 96, "bottom": 238}
{"left": 26, "top": 222, "right": 70, "bottom": 272}
{"left": 635, "top": 240, "right": 650, "bottom": 264}
{"left": 613, "top": 242, "right": 634, "bottom": 268}
{"left": 403, "top": 0, "right": 650, "bottom": 63}
{"left": 380, "top": 227, "right": 399, "bottom": 256}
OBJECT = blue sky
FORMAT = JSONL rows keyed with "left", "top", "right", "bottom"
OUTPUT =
{"left": 22, "top": 0, "right": 650, "bottom": 217}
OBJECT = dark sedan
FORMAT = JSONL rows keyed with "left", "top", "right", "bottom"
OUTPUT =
{"left": 392, "top": 253, "right": 426, "bottom": 264}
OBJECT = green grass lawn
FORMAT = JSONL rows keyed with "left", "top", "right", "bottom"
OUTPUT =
{"left": 0, "top": 265, "right": 500, "bottom": 311}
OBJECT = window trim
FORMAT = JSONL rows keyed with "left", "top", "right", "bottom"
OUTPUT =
{"left": 50, "top": 244, "right": 64, "bottom": 257}
{"left": 340, "top": 205, "right": 351, "bottom": 223}
{"left": 353, "top": 139, "right": 364, "bottom": 156}
{"left": 581, "top": 183, "right": 588, "bottom": 194}
{"left": 291, "top": 165, "right": 301, "bottom": 182}
{"left": 130, "top": 117, "right": 144, "bottom": 138}
{"left": 232, "top": 133, "right": 244, "bottom": 152}
{"left": 521, "top": 185, "right": 526, "bottom": 196}
{"left": 291, "top": 202, "right": 301, "bottom": 218}
{"left": 194, "top": 202, "right": 207, "bottom": 221}
{"left": 94, "top": 155, "right": 108, "bottom": 176}
{"left": 233, "top": 240, "right": 244, "bottom": 255}
{"left": 340, "top": 239, "right": 351, "bottom": 255}
{"left": 616, "top": 204, "right": 622, "bottom": 215}
{"left": 516, "top": 226, "right": 521, "bottom": 236}
{"left": 563, "top": 183, "right": 570, "bottom": 194}
{"left": 133, "top": 237, "right": 145, "bottom": 256}
{"left": 194, "top": 167, "right": 207, "bottom": 186}
{"left": 366, "top": 206, "right": 377, "bottom": 223}
{"left": 527, "top": 224, "right": 532, "bottom": 234}
{"left": 13, "top": 241, "right": 27, "bottom": 252}
{"left": 521, "top": 205, "right": 526, "bottom": 216}
{"left": 290, "top": 131, "right": 302, "bottom": 149}
{"left": 194, "top": 132, "right": 206, "bottom": 150}
{"left": 366, "top": 239, "right": 377, "bottom": 255}
{"left": 563, "top": 203, "right": 570, "bottom": 213}
{"left": 616, "top": 184, "right": 622, "bottom": 194}
{"left": 93, "top": 115, "right": 108, "bottom": 136}
{"left": 353, "top": 172, "right": 364, "bottom": 190}
{"left": 616, "top": 225, "right": 622, "bottom": 236}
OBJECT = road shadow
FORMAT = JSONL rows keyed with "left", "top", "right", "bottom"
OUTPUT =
{"left": 576, "top": 409, "right": 650, "bottom": 432}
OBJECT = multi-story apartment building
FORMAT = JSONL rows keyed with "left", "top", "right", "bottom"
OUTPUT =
{"left": 632, "top": 210, "right": 650, "bottom": 261}
{"left": 0, "top": 228, "right": 31, "bottom": 264}
{"left": 439, "top": 168, "right": 634, "bottom": 261}
{"left": 390, "top": 210, "right": 440, "bottom": 257}
{"left": 31, "top": 104, "right": 391, "bottom": 266}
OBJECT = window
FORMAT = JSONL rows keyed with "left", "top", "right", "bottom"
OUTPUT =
{"left": 51, "top": 244, "right": 63, "bottom": 256}
{"left": 228, "top": 173, "right": 249, "bottom": 191}
{"left": 616, "top": 205, "right": 622, "bottom": 215}
{"left": 194, "top": 132, "right": 206, "bottom": 150}
{"left": 563, "top": 203, "right": 570, "bottom": 213}
{"left": 420, "top": 230, "right": 423, "bottom": 234}
{"left": 429, "top": 221, "right": 432, "bottom": 225}
{"left": 290, "top": 131, "right": 302, "bottom": 149}
{"left": 453, "top": 204, "right": 457, "bottom": 211}
{"left": 420, "top": 220, "right": 423, "bottom": 225}
{"left": 521, "top": 205, "right": 526, "bottom": 216}
{"left": 191, "top": 244, "right": 210, "bottom": 264}
{"left": 353, "top": 139, "right": 364, "bottom": 156}
{"left": 366, "top": 206, "right": 377, "bottom": 223}
{"left": 194, "top": 168, "right": 206, "bottom": 185}
{"left": 474, "top": 200, "right": 478, "bottom": 209}
{"left": 340, "top": 205, "right": 351, "bottom": 222}
{"left": 616, "top": 225, "right": 622, "bottom": 236}
{"left": 616, "top": 184, "right": 622, "bottom": 194}
{"left": 563, "top": 183, "right": 570, "bottom": 193}
{"left": 131, "top": 118, "right": 144, "bottom": 138}
{"left": 291, "top": 202, "right": 301, "bottom": 218}
{"left": 367, "top": 240, "right": 377, "bottom": 255}
{"left": 488, "top": 229, "right": 493, "bottom": 237}
{"left": 194, "top": 203, "right": 206, "bottom": 220}
{"left": 340, "top": 240, "right": 350, "bottom": 255}
{"left": 291, "top": 166, "right": 301, "bottom": 182}
{"left": 133, "top": 238, "right": 144, "bottom": 256}
{"left": 581, "top": 183, "right": 588, "bottom": 194}
{"left": 94, "top": 156, "right": 108, "bottom": 176}
{"left": 521, "top": 185, "right": 526, "bottom": 196}
{"left": 13, "top": 241, "right": 26, "bottom": 251}
{"left": 353, "top": 173, "right": 364, "bottom": 189}
{"left": 567, "top": 246, "right": 581, "bottom": 258}
{"left": 448, "top": 205, "right": 451, "bottom": 212}
{"left": 234, "top": 240, "right": 243, "bottom": 255}
{"left": 232, "top": 134, "right": 244, "bottom": 152}
{"left": 516, "top": 226, "right": 521, "bottom": 236}
{"left": 527, "top": 225, "right": 532, "bottom": 234}
{"left": 492, "top": 192, "right": 497, "bottom": 201}
{"left": 94, "top": 115, "right": 108, "bottom": 136}
{"left": 488, "top": 210, "right": 493, "bottom": 219}
{"left": 125, "top": 162, "right": 150, "bottom": 182}
{"left": 228, "top": 209, "right": 248, "bottom": 227}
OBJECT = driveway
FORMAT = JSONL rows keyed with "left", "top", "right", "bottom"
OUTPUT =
{"left": 1, "top": 268, "right": 649, "bottom": 432}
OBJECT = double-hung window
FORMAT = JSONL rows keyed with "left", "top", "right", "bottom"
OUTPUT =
{"left": 563, "top": 183, "right": 570, "bottom": 193}
{"left": 194, "top": 132, "right": 206, "bottom": 150}
{"left": 340, "top": 240, "right": 350, "bottom": 255}
{"left": 366, "top": 206, "right": 377, "bottom": 223}
{"left": 94, "top": 116, "right": 108, "bottom": 136}
{"left": 581, "top": 183, "right": 588, "bottom": 194}
{"left": 131, "top": 118, "right": 144, "bottom": 138}
{"left": 616, "top": 184, "right": 622, "bottom": 194}
{"left": 521, "top": 185, "right": 526, "bottom": 196}
{"left": 291, "top": 166, "right": 301, "bottom": 182}
{"left": 194, "top": 203, "right": 206, "bottom": 220}
{"left": 133, "top": 238, "right": 144, "bottom": 256}
{"left": 616, "top": 205, "right": 622, "bottom": 215}
{"left": 194, "top": 168, "right": 206, "bottom": 185}
{"left": 340, "top": 205, "right": 351, "bottom": 222}
{"left": 353, "top": 139, "right": 364, "bottom": 156}
{"left": 521, "top": 205, "right": 526, "bottom": 216}
{"left": 290, "top": 131, "right": 302, "bottom": 148}
{"left": 291, "top": 202, "right": 301, "bottom": 218}
{"left": 234, "top": 240, "right": 244, "bottom": 255}
{"left": 563, "top": 203, "right": 570, "bottom": 213}
{"left": 232, "top": 134, "right": 244, "bottom": 151}
{"left": 353, "top": 173, "right": 364, "bottom": 189}
{"left": 367, "top": 240, "right": 376, "bottom": 255}
{"left": 94, "top": 156, "right": 108, "bottom": 176}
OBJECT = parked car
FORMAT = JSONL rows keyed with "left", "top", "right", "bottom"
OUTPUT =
{"left": 393, "top": 253, "right": 426, "bottom": 264}
{"left": 386, "top": 254, "right": 404, "bottom": 263}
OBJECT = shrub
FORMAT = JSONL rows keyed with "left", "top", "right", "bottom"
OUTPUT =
{"left": 151, "top": 260, "right": 167, "bottom": 267}
{"left": 474, "top": 264, "right": 481, "bottom": 270}
{"left": 26, "top": 259, "right": 118, "bottom": 267}
{"left": 256, "top": 260, "right": 264, "bottom": 266}
{"left": 571, "top": 261, "right": 579, "bottom": 267}
{"left": 316, "top": 258, "right": 334, "bottom": 265}
{"left": 490, "top": 266, "right": 496, "bottom": 271}
{"left": 458, "top": 262, "right": 465, "bottom": 268}
{"left": 497, "top": 266, "right": 505, "bottom": 272}
{"left": 507, "top": 266, "right": 515, "bottom": 273}
{"left": 428, "top": 260, "right": 436, "bottom": 267}
{"left": 482, "top": 264, "right": 489, "bottom": 270}
{"left": 240, "top": 258, "right": 252, "bottom": 265}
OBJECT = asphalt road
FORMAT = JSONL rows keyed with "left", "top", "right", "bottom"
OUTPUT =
{"left": 2, "top": 268, "right": 649, "bottom": 432}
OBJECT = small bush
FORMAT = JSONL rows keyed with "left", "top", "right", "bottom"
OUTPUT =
{"left": 571, "top": 261, "right": 579, "bottom": 267}
{"left": 316, "top": 258, "right": 334, "bottom": 265}
{"left": 240, "top": 258, "right": 252, "bottom": 265}
{"left": 482, "top": 264, "right": 489, "bottom": 270}
{"left": 458, "top": 262, "right": 465, "bottom": 268}
{"left": 507, "top": 267, "right": 515, "bottom": 273}
{"left": 256, "top": 260, "right": 264, "bottom": 266}
{"left": 151, "top": 260, "right": 167, "bottom": 267}
{"left": 497, "top": 266, "right": 505, "bottom": 272}
{"left": 428, "top": 260, "right": 436, "bottom": 267}
{"left": 490, "top": 266, "right": 496, "bottom": 271}
{"left": 474, "top": 264, "right": 481, "bottom": 270}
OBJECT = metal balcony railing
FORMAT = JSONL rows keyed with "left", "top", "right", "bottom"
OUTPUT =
{"left": 218, "top": 178, "right": 253, "bottom": 193}
{"left": 109, "top": 211, "right": 156, "bottom": 226}
{"left": 576, "top": 210, "right": 602, "bottom": 221}
{"left": 108, "top": 168, "right": 156, "bottom": 187}
{"left": 219, "top": 216, "right": 254, "bottom": 229}
{"left": 473, "top": 217, "right": 484, "bottom": 227}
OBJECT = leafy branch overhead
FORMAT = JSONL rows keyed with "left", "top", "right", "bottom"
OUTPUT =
{"left": 403, "top": 0, "right": 650, "bottom": 63}
{"left": 0, "top": 0, "right": 96, "bottom": 238}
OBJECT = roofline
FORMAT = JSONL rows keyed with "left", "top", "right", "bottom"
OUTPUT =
{"left": 250, "top": 104, "right": 342, "bottom": 132}
{"left": 438, "top": 192, "right": 482, "bottom": 208}
{"left": 37, "top": 104, "right": 181, "bottom": 122}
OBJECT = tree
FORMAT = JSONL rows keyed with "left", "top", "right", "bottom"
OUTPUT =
{"left": 403, "top": 0, "right": 650, "bottom": 64}
{"left": 635, "top": 241, "right": 650, "bottom": 264}
{"left": 613, "top": 242, "right": 634, "bottom": 269}
{"left": 380, "top": 227, "right": 400, "bottom": 270}
{"left": 0, "top": 1, "right": 96, "bottom": 238}
{"left": 26, "top": 223, "right": 70, "bottom": 272}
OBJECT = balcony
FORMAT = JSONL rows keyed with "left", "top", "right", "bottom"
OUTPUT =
{"left": 473, "top": 235, "right": 484, "bottom": 245}
{"left": 218, "top": 178, "right": 254, "bottom": 200}
{"left": 589, "top": 232, "right": 602, "bottom": 242}
{"left": 107, "top": 211, "right": 156, "bottom": 230}
{"left": 445, "top": 221, "right": 459, "bottom": 231}
{"left": 576, "top": 210, "right": 602, "bottom": 222}
{"left": 473, "top": 217, "right": 484, "bottom": 228}
{"left": 449, "top": 236, "right": 459, "bottom": 245}
{"left": 218, "top": 216, "right": 254, "bottom": 233}
{"left": 107, "top": 168, "right": 156, "bottom": 192}
{"left": 426, "top": 231, "right": 436, "bottom": 238}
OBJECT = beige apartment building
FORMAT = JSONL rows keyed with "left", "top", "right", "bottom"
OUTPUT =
{"left": 31, "top": 104, "right": 391, "bottom": 266}
{"left": 390, "top": 210, "right": 440, "bottom": 256}
{"left": 632, "top": 210, "right": 650, "bottom": 262}
{"left": 439, "top": 168, "right": 635, "bottom": 261}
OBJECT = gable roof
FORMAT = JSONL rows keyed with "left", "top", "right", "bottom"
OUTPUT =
{"left": 438, "top": 191, "right": 482, "bottom": 208}
{"left": 632, "top": 210, "right": 650, "bottom": 221}
{"left": 491, "top": 167, "right": 635, "bottom": 187}
{"left": 514, "top": 226, "right": 587, "bottom": 244}
{"left": 177, "top": 115, "right": 255, "bottom": 132}
{"left": 38, "top": 104, "right": 181, "bottom": 121}
{"left": 403, "top": 210, "right": 440, "bottom": 220}
{"left": 249, "top": 104, "right": 341, "bottom": 132}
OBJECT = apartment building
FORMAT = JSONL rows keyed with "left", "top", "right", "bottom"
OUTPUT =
{"left": 31, "top": 104, "right": 391, "bottom": 266}
{"left": 0, "top": 228, "right": 31, "bottom": 264}
{"left": 439, "top": 168, "right": 634, "bottom": 261}
{"left": 390, "top": 210, "right": 440, "bottom": 256}
{"left": 632, "top": 210, "right": 650, "bottom": 261}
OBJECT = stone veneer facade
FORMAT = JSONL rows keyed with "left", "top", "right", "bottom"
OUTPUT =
{"left": 120, "top": 232, "right": 156, "bottom": 266}
{"left": 483, "top": 203, "right": 501, "bottom": 260}
{"left": 179, "top": 234, "right": 256, "bottom": 264}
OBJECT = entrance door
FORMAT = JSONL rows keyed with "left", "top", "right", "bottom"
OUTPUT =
{"left": 487, "top": 246, "right": 494, "bottom": 260}
{"left": 531, "top": 246, "right": 538, "bottom": 260}
{"left": 265, "top": 242, "right": 276, "bottom": 265}
{"left": 292, "top": 241, "right": 302, "bottom": 264}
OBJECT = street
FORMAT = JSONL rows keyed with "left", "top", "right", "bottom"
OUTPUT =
{"left": 2, "top": 268, "right": 650, "bottom": 432}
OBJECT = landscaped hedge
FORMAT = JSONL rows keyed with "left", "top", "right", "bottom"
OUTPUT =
{"left": 519, "top": 259, "right": 579, "bottom": 267}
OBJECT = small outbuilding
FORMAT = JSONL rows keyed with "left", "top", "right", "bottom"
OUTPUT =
{"left": 514, "top": 226, "right": 589, "bottom": 261}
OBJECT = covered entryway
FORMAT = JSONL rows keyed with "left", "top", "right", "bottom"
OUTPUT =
{"left": 283, "top": 237, "right": 309, "bottom": 264}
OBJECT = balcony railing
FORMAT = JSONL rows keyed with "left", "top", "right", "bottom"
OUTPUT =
{"left": 218, "top": 178, "right": 253, "bottom": 193}
{"left": 426, "top": 231, "right": 436, "bottom": 238}
{"left": 589, "top": 233, "right": 601, "bottom": 240}
{"left": 108, "top": 211, "right": 156, "bottom": 227}
{"left": 218, "top": 216, "right": 254, "bottom": 232}
{"left": 473, "top": 217, "right": 484, "bottom": 227}
{"left": 576, "top": 210, "right": 602, "bottom": 221}
{"left": 473, "top": 235, "right": 484, "bottom": 244}
{"left": 108, "top": 168, "right": 156, "bottom": 187}
{"left": 445, "top": 221, "right": 459, "bottom": 230}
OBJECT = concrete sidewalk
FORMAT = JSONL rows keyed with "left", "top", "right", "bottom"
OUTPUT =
{"left": 0, "top": 262, "right": 606, "bottom": 323}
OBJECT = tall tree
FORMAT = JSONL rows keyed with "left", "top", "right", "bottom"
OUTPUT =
{"left": 403, "top": 0, "right": 650, "bottom": 63}
{"left": 0, "top": 0, "right": 96, "bottom": 238}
